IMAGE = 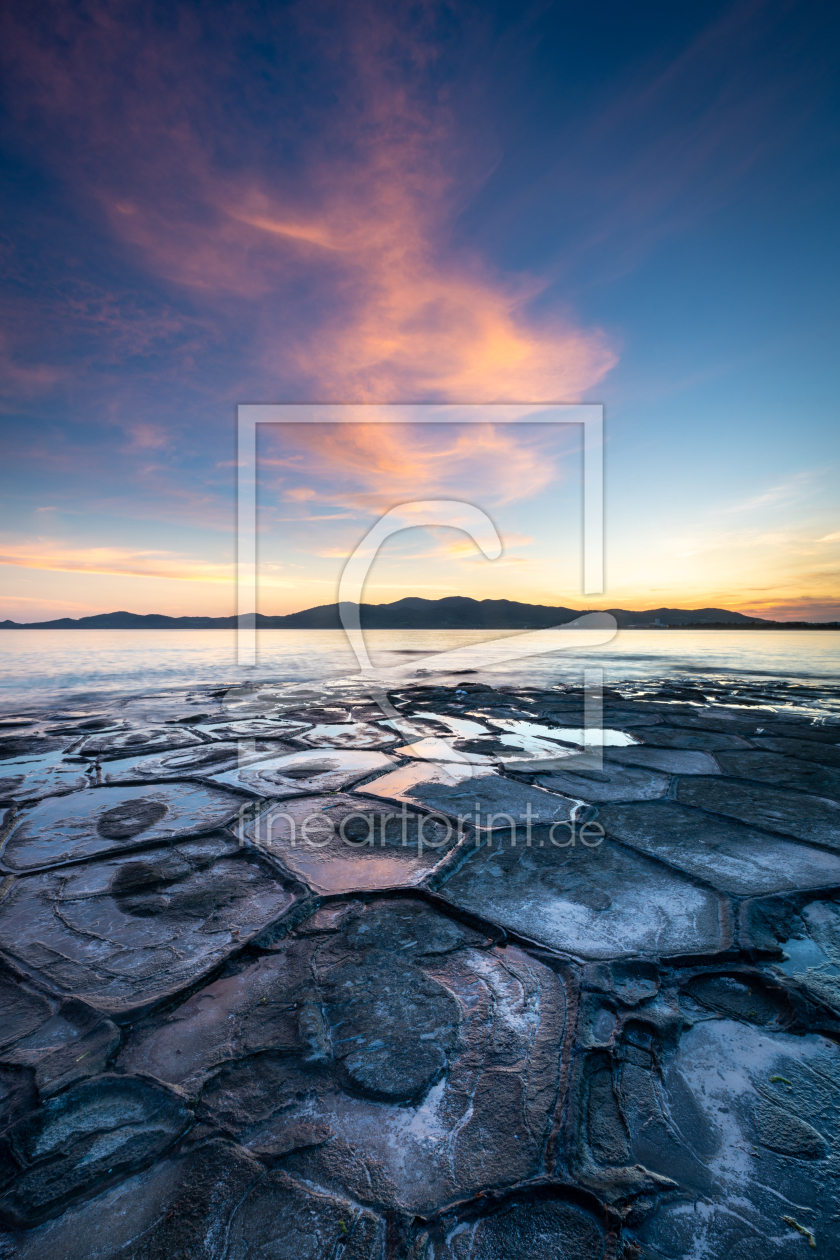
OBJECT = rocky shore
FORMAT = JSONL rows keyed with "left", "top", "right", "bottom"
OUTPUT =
{"left": 0, "top": 675, "right": 838, "bottom": 1257}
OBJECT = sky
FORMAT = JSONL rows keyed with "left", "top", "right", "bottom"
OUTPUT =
{"left": 0, "top": 0, "right": 838, "bottom": 622}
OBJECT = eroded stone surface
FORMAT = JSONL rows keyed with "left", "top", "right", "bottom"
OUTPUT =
{"left": 437, "top": 835, "right": 730, "bottom": 959}
{"left": 0, "top": 1075, "right": 192, "bottom": 1227}
{"left": 0, "top": 838, "right": 298, "bottom": 1014}
{"left": 0, "top": 974, "right": 120, "bottom": 1099}
{"left": 525, "top": 758, "right": 670, "bottom": 802}
{"left": 100, "top": 741, "right": 250, "bottom": 782}
{"left": 0, "top": 752, "right": 94, "bottom": 803}
{"left": 749, "top": 734, "right": 840, "bottom": 765}
{"left": 0, "top": 1139, "right": 384, "bottom": 1260}
{"left": 598, "top": 800, "right": 840, "bottom": 894}
{"left": 208, "top": 748, "right": 396, "bottom": 797}
{"left": 75, "top": 727, "right": 205, "bottom": 758}
{"left": 357, "top": 760, "right": 583, "bottom": 828}
{"left": 198, "top": 718, "right": 311, "bottom": 739}
{"left": 715, "top": 748, "right": 840, "bottom": 797}
{"left": 674, "top": 776, "right": 840, "bottom": 847}
{"left": 238, "top": 794, "right": 461, "bottom": 891}
{"left": 297, "top": 721, "right": 397, "bottom": 748}
{"left": 1, "top": 677, "right": 839, "bottom": 1256}
{"left": 431, "top": 1193, "right": 607, "bottom": 1258}
{"left": 1, "top": 783, "right": 246, "bottom": 869}
{"left": 118, "top": 898, "right": 567, "bottom": 1215}
{"left": 635, "top": 726, "right": 754, "bottom": 750}
{"left": 606, "top": 745, "right": 721, "bottom": 774}
{"left": 632, "top": 1020, "right": 839, "bottom": 1258}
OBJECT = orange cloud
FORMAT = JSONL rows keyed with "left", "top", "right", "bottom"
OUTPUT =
{"left": 5, "top": 2, "right": 616, "bottom": 406}
{"left": 0, "top": 542, "right": 231, "bottom": 584}
{"left": 263, "top": 422, "right": 570, "bottom": 513}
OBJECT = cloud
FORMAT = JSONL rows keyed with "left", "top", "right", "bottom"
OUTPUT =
{"left": 262, "top": 421, "right": 570, "bottom": 512}
{"left": 1, "top": 0, "right": 617, "bottom": 407}
{"left": 0, "top": 541, "right": 232, "bottom": 584}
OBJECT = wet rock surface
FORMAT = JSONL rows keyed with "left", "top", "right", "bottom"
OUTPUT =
{"left": 1, "top": 783, "right": 247, "bottom": 870}
{"left": 0, "top": 675, "right": 837, "bottom": 1256}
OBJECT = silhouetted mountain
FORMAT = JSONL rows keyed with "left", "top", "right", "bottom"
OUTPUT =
{"left": 1, "top": 598, "right": 836, "bottom": 629}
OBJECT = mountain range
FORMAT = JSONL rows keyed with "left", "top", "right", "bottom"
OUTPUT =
{"left": 1, "top": 597, "right": 836, "bottom": 629}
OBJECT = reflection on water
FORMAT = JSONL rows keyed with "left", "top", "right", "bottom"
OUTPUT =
{"left": 482, "top": 716, "right": 639, "bottom": 747}
{"left": 0, "top": 627, "right": 838, "bottom": 713}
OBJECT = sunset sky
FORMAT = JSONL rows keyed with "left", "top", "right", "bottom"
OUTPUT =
{"left": 0, "top": 0, "right": 838, "bottom": 622}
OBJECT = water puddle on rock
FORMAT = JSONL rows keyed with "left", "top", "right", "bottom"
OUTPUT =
{"left": 476, "top": 716, "right": 640, "bottom": 747}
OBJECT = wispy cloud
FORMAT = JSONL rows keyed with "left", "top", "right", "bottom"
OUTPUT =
{"left": 1, "top": 0, "right": 616, "bottom": 407}
{"left": 262, "top": 422, "right": 570, "bottom": 512}
{"left": 0, "top": 541, "right": 232, "bottom": 583}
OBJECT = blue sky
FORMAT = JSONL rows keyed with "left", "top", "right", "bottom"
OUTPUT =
{"left": 0, "top": 0, "right": 837, "bottom": 620}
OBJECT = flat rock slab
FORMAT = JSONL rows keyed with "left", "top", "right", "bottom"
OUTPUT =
{"left": 636, "top": 727, "right": 753, "bottom": 751}
{"left": 0, "top": 1075, "right": 192, "bottom": 1228}
{"left": 238, "top": 794, "right": 461, "bottom": 892}
{"left": 121, "top": 898, "right": 567, "bottom": 1215}
{"left": 659, "top": 712, "right": 762, "bottom": 735}
{"left": 209, "top": 749, "right": 396, "bottom": 797}
{"left": 297, "top": 722, "right": 397, "bottom": 748}
{"left": 0, "top": 837, "right": 297, "bottom": 1015}
{"left": 197, "top": 718, "right": 311, "bottom": 739}
{"left": 0, "top": 978, "right": 120, "bottom": 1101}
{"left": 598, "top": 800, "right": 840, "bottom": 895}
{"left": 715, "top": 749, "right": 840, "bottom": 797}
{"left": 758, "top": 722, "right": 840, "bottom": 743}
{"left": 46, "top": 720, "right": 126, "bottom": 736}
{"left": 633, "top": 1020, "right": 840, "bottom": 1259}
{"left": 606, "top": 746, "right": 720, "bottom": 774}
{"left": 526, "top": 760, "right": 670, "bottom": 803}
{"left": 0, "top": 753, "right": 94, "bottom": 803}
{"left": 462, "top": 732, "right": 586, "bottom": 761}
{"left": 751, "top": 735, "right": 840, "bottom": 766}
{"left": 280, "top": 706, "right": 352, "bottom": 724}
{"left": 74, "top": 727, "right": 205, "bottom": 758}
{"left": 395, "top": 735, "right": 495, "bottom": 763}
{"left": 0, "top": 737, "right": 65, "bottom": 761}
{"left": 430, "top": 1195, "right": 607, "bottom": 1259}
{"left": 100, "top": 741, "right": 247, "bottom": 782}
{"left": 1, "top": 782, "right": 246, "bottom": 870}
{"left": 356, "top": 761, "right": 582, "bottom": 830}
{"left": 0, "top": 1140, "right": 384, "bottom": 1260}
{"left": 674, "top": 776, "right": 840, "bottom": 848}
{"left": 437, "top": 836, "right": 730, "bottom": 960}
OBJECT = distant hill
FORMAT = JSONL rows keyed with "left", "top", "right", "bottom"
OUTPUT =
{"left": 1, "top": 597, "right": 836, "bottom": 629}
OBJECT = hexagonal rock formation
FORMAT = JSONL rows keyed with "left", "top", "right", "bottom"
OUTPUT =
{"left": 0, "top": 677, "right": 838, "bottom": 1258}
{"left": 1, "top": 783, "right": 247, "bottom": 870}
{"left": 118, "top": 897, "right": 569, "bottom": 1217}
{"left": 0, "top": 837, "right": 300, "bottom": 1016}
{"left": 236, "top": 794, "right": 462, "bottom": 891}
{"left": 208, "top": 748, "right": 397, "bottom": 797}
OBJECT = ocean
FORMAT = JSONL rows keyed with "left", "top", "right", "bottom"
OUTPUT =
{"left": 0, "top": 627, "right": 838, "bottom": 717}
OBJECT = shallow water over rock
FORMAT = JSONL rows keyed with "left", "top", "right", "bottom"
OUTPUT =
{"left": 208, "top": 747, "right": 397, "bottom": 796}
{"left": 1, "top": 782, "right": 246, "bottom": 869}
{"left": 238, "top": 794, "right": 462, "bottom": 891}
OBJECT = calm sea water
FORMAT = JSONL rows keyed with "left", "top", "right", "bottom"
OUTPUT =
{"left": 0, "top": 628, "right": 838, "bottom": 715}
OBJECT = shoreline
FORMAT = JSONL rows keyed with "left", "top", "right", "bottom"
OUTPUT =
{"left": 2, "top": 623, "right": 838, "bottom": 631}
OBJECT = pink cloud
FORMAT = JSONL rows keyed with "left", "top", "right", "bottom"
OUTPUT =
{"left": 261, "top": 422, "right": 574, "bottom": 512}
{"left": 0, "top": 540, "right": 232, "bottom": 583}
{"left": 1, "top": 1, "right": 617, "bottom": 407}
